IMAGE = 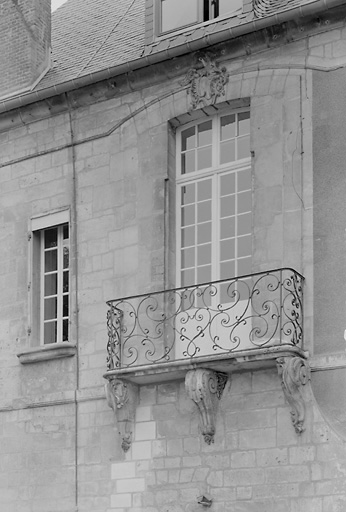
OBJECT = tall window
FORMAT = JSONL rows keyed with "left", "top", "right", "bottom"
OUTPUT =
{"left": 160, "top": 0, "right": 242, "bottom": 33}
{"left": 176, "top": 110, "right": 251, "bottom": 289}
{"left": 40, "top": 224, "right": 70, "bottom": 344}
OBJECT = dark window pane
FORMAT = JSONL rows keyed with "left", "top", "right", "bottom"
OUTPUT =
{"left": 181, "top": 226, "right": 195, "bottom": 248}
{"left": 197, "top": 179, "right": 212, "bottom": 201}
{"left": 197, "top": 244, "right": 211, "bottom": 265}
{"left": 181, "top": 126, "right": 196, "bottom": 151}
{"left": 220, "top": 173, "right": 235, "bottom": 196}
{"left": 63, "top": 271, "right": 69, "bottom": 293}
{"left": 63, "top": 224, "right": 69, "bottom": 240}
{"left": 237, "top": 169, "right": 251, "bottom": 191}
{"left": 220, "top": 114, "right": 236, "bottom": 140}
{"left": 44, "top": 228, "right": 57, "bottom": 248}
{"left": 182, "top": 151, "right": 195, "bottom": 174}
{"left": 238, "top": 213, "right": 251, "bottom": 236}
{"left": 220, "top": 260, "right": 235, "bottom": 280}
{"left": 221, "top": 195, "right": 235, "bottom": 217}
{"left": 44, "top": 297, "right": 57, "bottom": 320}
{"left": 220, "top": 140, "right": 235, "bottom": 164}
{"left": 63, "top": 319, "right": 69, "bottom": 342}
{"left": 161, "top": 0, "right": 198, "bottom": 31}
{"left": 44, "top": 274, "right": 57, "bottom": 297}
{"left": 220, "top": 239, "right": 235, "bottom": 262}
{"left": 197, "top": 146, "right": 212, "bottom": 170}
{"left": 197, "top": 201, "right": 211, "bottom": 223}
{"left": 198, "top": 121, "right": 212, "bottom": 146}
{"left": 197, "top": 222, "right": 212, "bottom": 244}
{"left": 237, "top": 191, "right": 252, "bottom": 214}
{"left": 181, "top": 247, "right": 195, "bottom": 269}
{"left": 45, "top": 250, "right": 57, "bottom": 272}
{"left": 63, "top": 295, "right": 69, "bottom": 318}
{"left": 181, "top": 184, "right": 195, "bottom": 205}
{"left": 238, "top": 235, "right": 252, "bottom": 258}
{"left": 220, "top": 217, "right": 235, "bottom": 239}
{"left": 238, "top": 135, "right": 250, "bottom": 159}
{"left": 44, "top": 321, "right": 57, "bottom": 344}
{"left": 63, "top": 247, "right": 69, "bottom": 270}
{"left": 181, "top": 205, "right": 195, "bottom": 226}
{"left": 197, "top": 265, "right": 211, "bottom": 284}
{"left": 238, "top": 257, "right": 252, "bottom": 276}
{"left": 238, "top": 111, "right": 250, "bottom": 136}
{"left": 181, "top": 269, "right": 195, "bottom": 287}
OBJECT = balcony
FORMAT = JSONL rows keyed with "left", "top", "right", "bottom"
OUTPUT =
{"left": 104, "top": 268, "right": 305, "bottom": 385}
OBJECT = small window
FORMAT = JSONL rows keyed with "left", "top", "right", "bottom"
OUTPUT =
{"left": 30, "top": 211, "right": 70, "bottom": 345}
{"left": 160, "top": 0, "right": 242, "bottom": 34}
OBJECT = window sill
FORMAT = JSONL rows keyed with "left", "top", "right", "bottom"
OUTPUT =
{"left": 17, "top": 342, "right": 76, "bottom": 364}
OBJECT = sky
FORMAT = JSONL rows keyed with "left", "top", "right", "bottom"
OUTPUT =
{"left": 52, "top": 0, "right": 68, "bottom": 11}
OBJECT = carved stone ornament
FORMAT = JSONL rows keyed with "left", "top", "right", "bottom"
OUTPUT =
{"left": 185, "top": 369, "right": 228, "bottom": 444}
{"left": 277, "top": 356, "right": 310, "bottom": 435}
{"left": 105, "top": 378, "right": 139, "bottom": 452}
{"left": 180, "top": 52, "right": 229, "bottom": 110}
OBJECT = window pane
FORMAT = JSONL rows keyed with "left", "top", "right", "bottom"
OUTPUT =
{"left": 44, "top": 228, "right": 57, "bottom": 248}
{"left": 63, "top": 319, "right": 69, "bottom": 342}
{"left": 197, "top": 222, "right": 212, "bottom": 244}
{"left": 161, "top": 0, "right": 198, "bottom": 32}
{"left": 198, "top": 121, "right": 212, "bottom": 146}
{"left": 197, "top": 146, "right": 212, "bottom": 170}
{"left": 238, "top": 257, "right": 252, "bottom": 276}
{"left": 197, "top": 179, "right": 212, "bottom": 201}
{"left": 220, "top": 260, "right": 235, "bottom": 280}
{"left": 221, "top": 195, "right": 235, "bottom": 217}
{"left": 181, "top": 184, "right": 195, "bottom": 205}
{"left": 238, "top": 213, "right": 251, "bottom": 236}
{"left": 220, "top": 217, "right": 235, "bottom": 239}
{"left": 63, "top": 271, "right": 69, "bottom": 293}
{"left": 181, "top": 226, "right": 195, "bottom": 248}
{"left": 63, "top": 295, "right": 69, "bottom": 318}
{"left": 238, "top": 135, "right": 250, "bottom": 159}
{"left": 220, "top": 114, "right": 236, "bottom": 140}
{"left": 238, "top": 111, "right": 250, "bottom": 136}
{"left": 44, "top": 274, "right": 57, "bottom": 296}
{"left": 63, "top": 224, "right": 69, "bottom": 240}
{"left": 220, "top": 173, "right": 235, "bottom": 196}
{"left": 45, "top": 250, "right": 57, "bottom": 272}
{"left": 44, "top": 321, "right": 57, "bottom": 344}
{"left": 44, "top": 297, "right": 57, "bottom": 320}
{"left": 181, "top": 247, "right": 195, "bottom": 269}
{"left": 197, "top": 244, "right": 211, "bottom": 265}
{"left": 63, "top": 247, "right": 69, "bottom": 270}
{"left": 197, "top": 265, "right": 211, "bottom": 284}
{"left": 237, "top": 191, "right": 251, "bottom": 214}
{"left": 182, "top": 151, "right": 195, "bottom": 174}
{"left": 238, "top": 235, "right": 252, "bottom": 258}
{"left": 197, "top": 201, "right": 211, "bottom": 223}
{"left": 181, "top": 269, "right": 195, "bottom": 287}
{"left": 237, "top": 169, "right": 251, "bottom": 191}
{"left": 220, "top": 140, "right": 235, "bottom": 164}
{"left": 181, "top": 205, "right": 195, "bottom": 227}
{"left": 220, "top": 239, "right": 235, "bottom": 262}
{"left": 181, "top": 126, "right": 196, "bottom": 151}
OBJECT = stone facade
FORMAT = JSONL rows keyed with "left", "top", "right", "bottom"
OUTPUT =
{"left": 1, "top": 3, "right": 346, "bottom": 512}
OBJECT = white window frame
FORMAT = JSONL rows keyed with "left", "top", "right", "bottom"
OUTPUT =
{"left": 29, "top": 210, "right": 70, "bottom": 345}
{"left": 175, "top": 108, "right": 252, "bottom": 289}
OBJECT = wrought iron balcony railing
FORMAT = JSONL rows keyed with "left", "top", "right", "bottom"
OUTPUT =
{"left": 106, "top": 268, "right": 304, "bottom": 371}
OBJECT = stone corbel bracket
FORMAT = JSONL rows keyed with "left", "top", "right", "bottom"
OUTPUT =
{"left": 185, "top": 369, "right": 228, "bottom": 444}
{"left": 105, "top": 378, "right": 139, "bottom": 452}
{"left": 277, "top": 356, "right": 310, "bottom": 435}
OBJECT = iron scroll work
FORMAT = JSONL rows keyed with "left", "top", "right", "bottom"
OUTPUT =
{"left": 106, "top": 268, "right": 304, "bottom": 371}
{"left": 180, "top": 52, "right": 229, "bottom": 110}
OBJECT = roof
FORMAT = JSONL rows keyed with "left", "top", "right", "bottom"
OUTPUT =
{"left": 36, "top": 0, "right": 145, "bottom": 91}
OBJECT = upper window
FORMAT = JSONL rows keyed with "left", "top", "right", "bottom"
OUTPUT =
{"left": 176, "top": 110, "right": 251, "bottom": 289}
{"left": 160, "top": 0, "right": 243, "bottom": 33}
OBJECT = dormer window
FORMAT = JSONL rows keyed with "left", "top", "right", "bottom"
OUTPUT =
{"left": 160, "top": 0, "right": 243, "bottom": 34}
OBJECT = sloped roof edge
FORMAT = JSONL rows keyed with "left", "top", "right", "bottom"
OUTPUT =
{"left": 0, "top": 0, "right": 344, "bottom": 114}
